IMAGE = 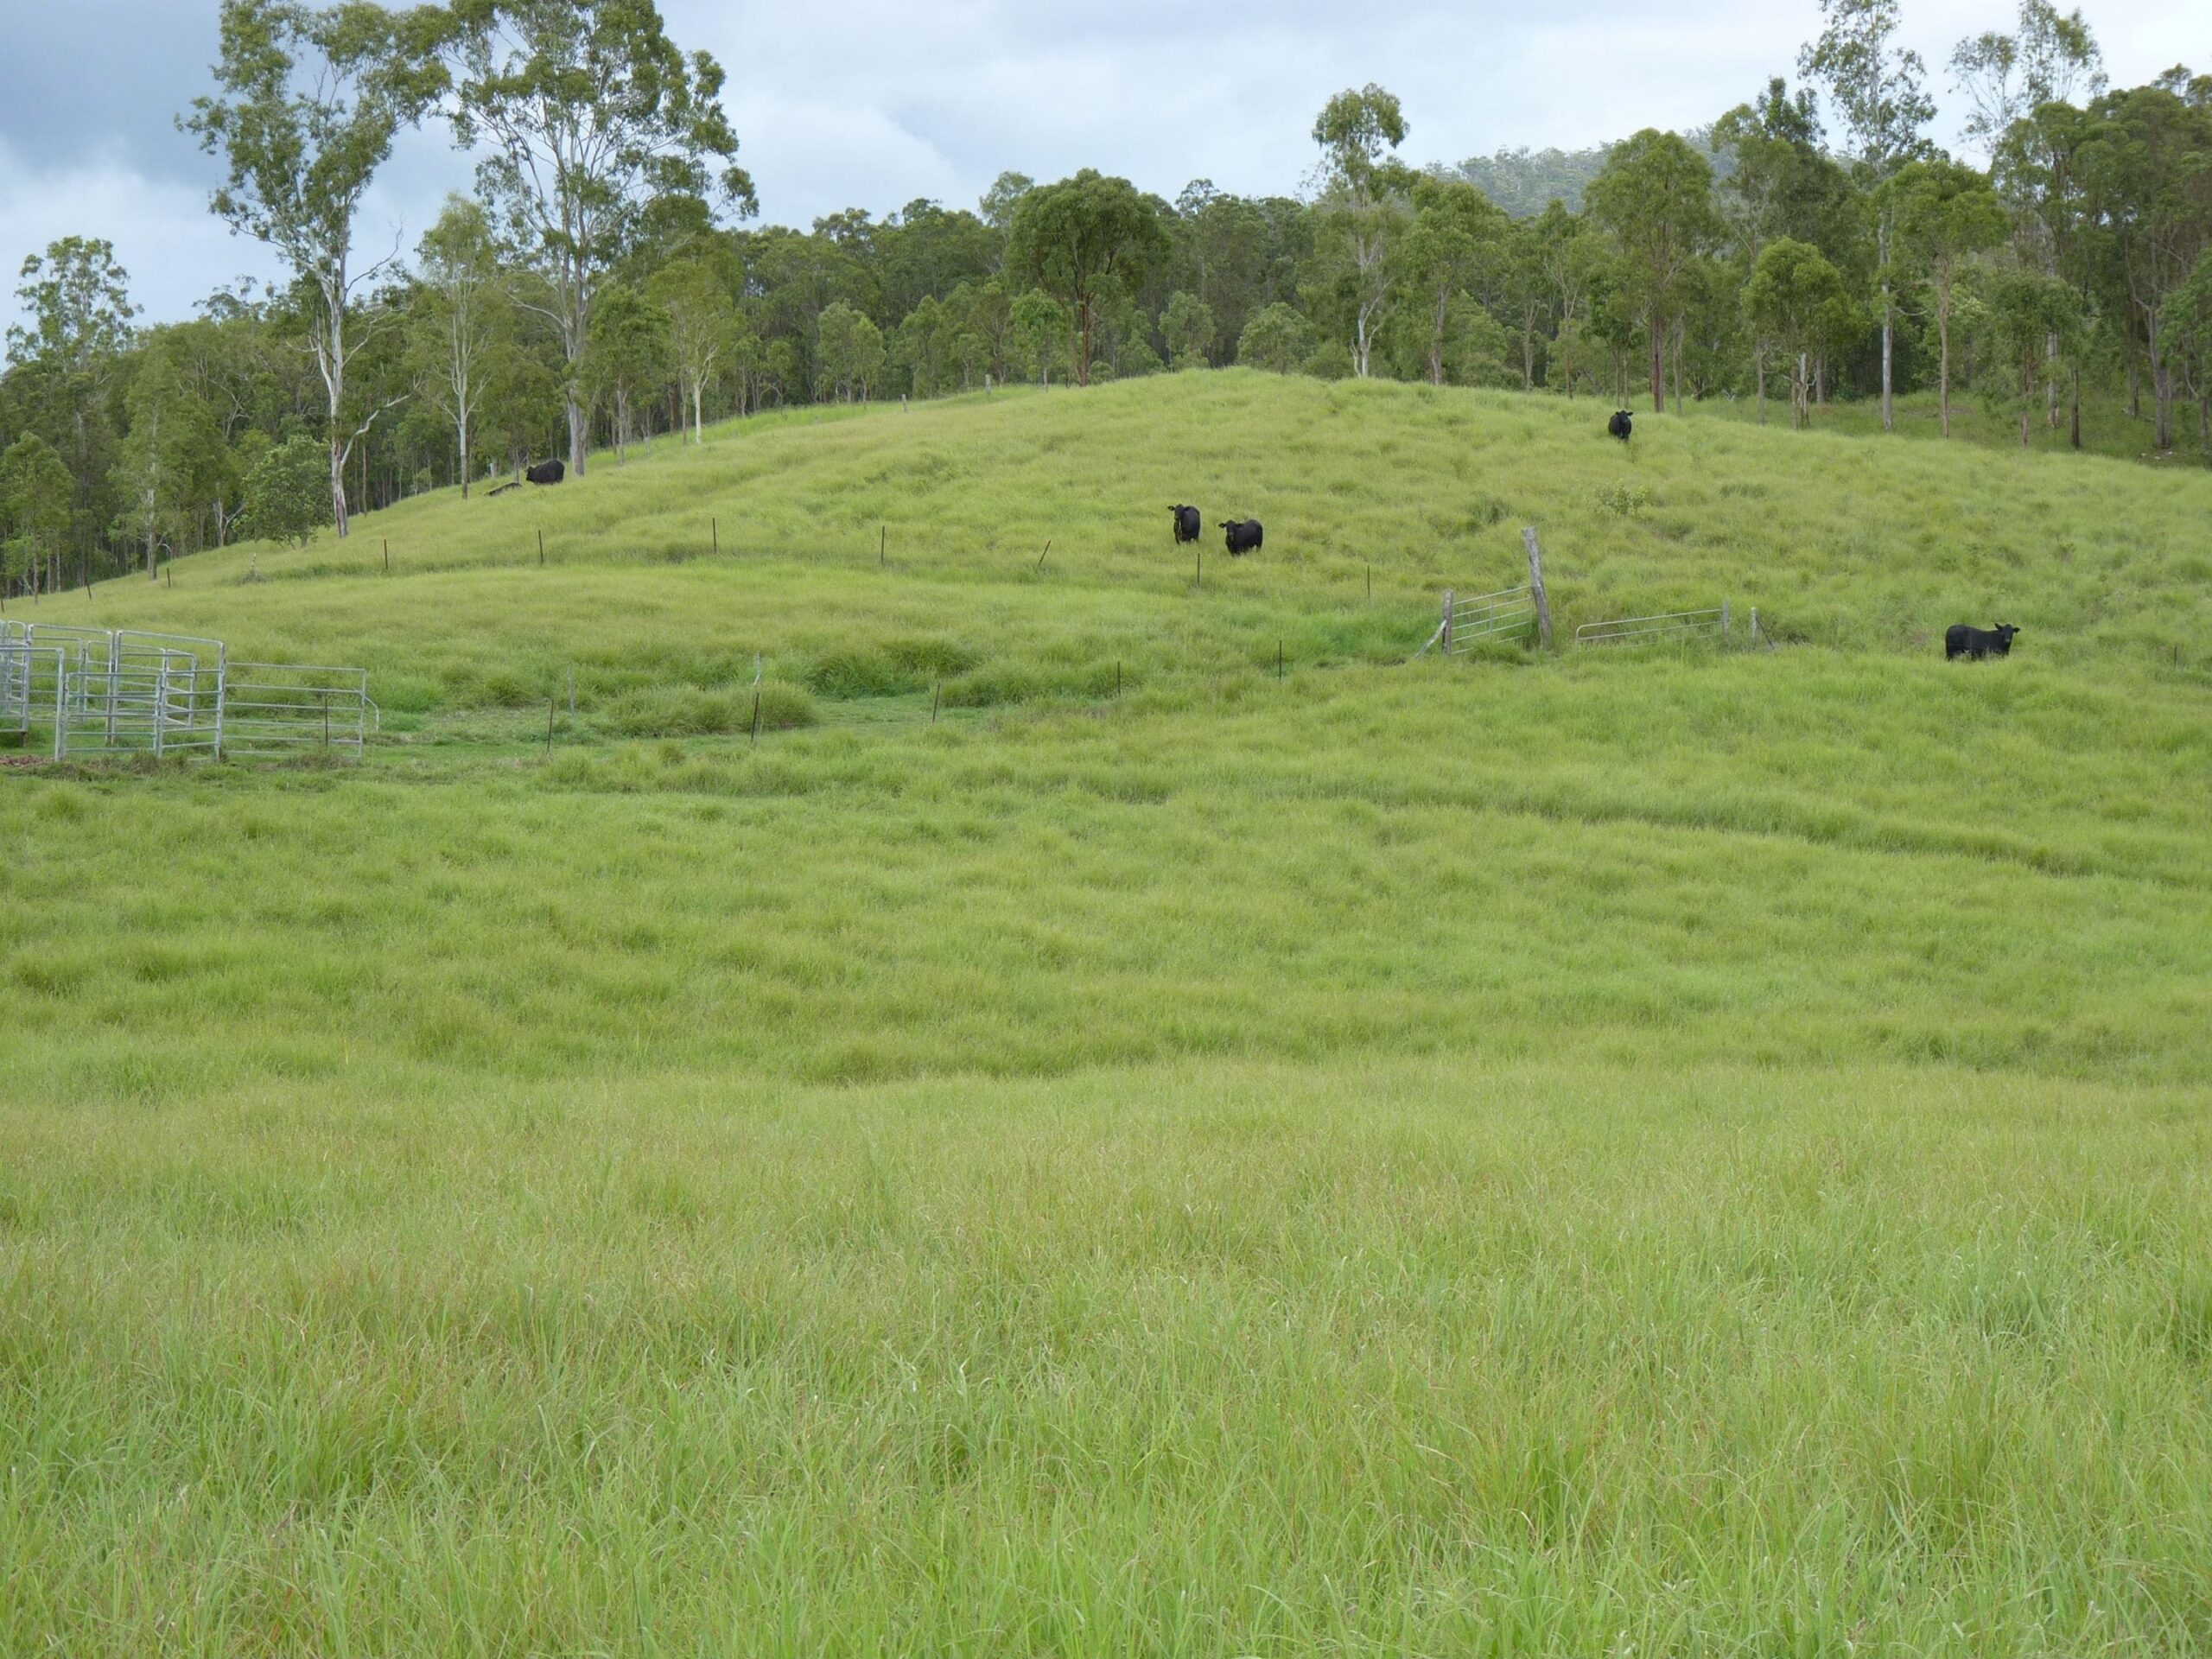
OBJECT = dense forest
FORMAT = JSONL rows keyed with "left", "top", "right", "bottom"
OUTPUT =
{"left": 3, "top": 0, "right": 2209, "bottom": 589}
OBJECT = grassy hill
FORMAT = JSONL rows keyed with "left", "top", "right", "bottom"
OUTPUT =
{"left": 5, "top": 372, "right": 2212, "bottom": 1655}
{"left": 48, "top": 369, "right": 2212, "bottom": 715}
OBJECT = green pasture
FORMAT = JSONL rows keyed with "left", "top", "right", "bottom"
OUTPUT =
{"left": 4, "top": 372, "right": 2210, "bottom": 1654}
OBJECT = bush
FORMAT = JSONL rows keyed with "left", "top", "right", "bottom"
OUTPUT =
{"left": 238, "top": 434, "right": 331, "bottom": 548}
{"left": 804, "top": 647, "right": 915, "bottom": 699}
{"left": 1594, "top": 480, "right": 1654, "bottom": 518}
{"left": 1304, "top": 341, "right": 1355, "bottom": 381}
{"left": 1236, "top": 303, "right": 1316, "bottom": 374}
{"left": 601, "top": 683, "right": 816, "bottom": 737}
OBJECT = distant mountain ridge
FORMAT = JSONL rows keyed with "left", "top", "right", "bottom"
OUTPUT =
{"left": 1439, "top": 129, "right": 1726, "bottom": 218}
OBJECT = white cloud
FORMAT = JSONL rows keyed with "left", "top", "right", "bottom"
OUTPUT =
{"left": 0, "top": 0, "right": 2201, "bottom": 338}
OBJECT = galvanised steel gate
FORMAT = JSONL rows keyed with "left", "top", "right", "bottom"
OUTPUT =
{"left": 0, "top": 621, "right": 372, "bottom": 763}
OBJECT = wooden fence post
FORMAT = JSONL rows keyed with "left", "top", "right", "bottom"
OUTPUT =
{"left": 1722, "top": 601, "right": 1732, "bottom": 638}
{"left": 1522, "top": 527, "right": 1553, "bottom": 650}
{"left": 1440, "top": 588, "right": 1454, "bottom": 655}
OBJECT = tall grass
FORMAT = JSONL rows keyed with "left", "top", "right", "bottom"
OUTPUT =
{"left": 4, "top": 372, "right": 2211, "bottom": 1652}
{"left": 40, "top": 370, "right": 2212, "bottom": 721}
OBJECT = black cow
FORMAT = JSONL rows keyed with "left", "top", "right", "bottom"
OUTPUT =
{"left": 1170, "top": 505, "right": 1202, "bottom": 544}
{"left": 525, "top": 458, "right": 566, "bottom": 486}
{"left": 1945, "top": 623, "right": 2020, "bottom": 660}
{"left": 1608, "top": 410, "right": 1633, "bottom": 442}
{"left": 1219, "top": 518, "right": 1263, "bottom": 556}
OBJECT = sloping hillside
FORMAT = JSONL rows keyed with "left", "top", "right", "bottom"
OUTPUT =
{"left": 52, "top": 370, "right": 2212, "bottom": 721}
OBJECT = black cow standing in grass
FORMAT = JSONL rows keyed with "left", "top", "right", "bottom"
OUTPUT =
{"left": 1220, "top": 518, "right": 1263, "bottom": 556}
{"left": 1170, "top": 505, "right": 1202, "bottom": 545}
{"left": 486, "top": 458, "right": 568, "bottom": 496}
{"left": 1608, "top": 410, "right": 1634, "bottom": 442}
{"left": 1946, "top": 623, "right": 2020, "bottom": 660}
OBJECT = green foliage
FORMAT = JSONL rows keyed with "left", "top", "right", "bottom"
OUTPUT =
{"left": 5, "top": 235, "right": 138, "bottom": 371}
{"left": 406, "top": 194, "right": 514, "bottom": 493}
{"left": 237, "top": 432, "right": 331, "bottom": 547}
{"left": 1588, "top": 130, "right": 1726, "bottom": 409}
{"left": 449, "top": 0, "right": 755, "bottom": 470}
{"left": 816, "top": 302, "right": 887, "bottom": 404}
{"left": 1237, "top": 303, "right": 1317, "bottom": 374}
{"left": 1160, "top": 291, "right": 1216, "bottom": 369}
{"left": 1745, "top": 238, "right": 1861, "bottom": 425}
{"left": 1797, "top": 0, "right": 1937, "bottom": 175}
{"left": 600, "top": 680, "right": 814, "bottom": 736}
{"left": 1006, "top": 170, "right": 1170, "bottom": 387}
{"left": 582, "top": 282, "right": 671, "bottom": 453}
{"left": 183, "top": 0, "right": 451, "bottom": 537}
{"left": 1592, "top": 479, "right": 1654, "bottom": 517}
{"left": 1009, "top": 290, "right": 1069, "bottom": 388}
{"left": 0, "top": 433, "right": 73, "bottom": 548}
{"left": 109, "top": 347, "right": 225, "bottom": 574}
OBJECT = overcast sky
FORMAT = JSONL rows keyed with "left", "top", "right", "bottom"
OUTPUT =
{"left": 0, "top": 0, "right": 2200, "bottom": 338}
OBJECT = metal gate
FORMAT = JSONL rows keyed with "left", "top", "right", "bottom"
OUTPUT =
{"left": 0, "top": 622, "right": 369, "bottom": 764}
{"left": 220, "top": 663, "right": 376, "bottom": 759}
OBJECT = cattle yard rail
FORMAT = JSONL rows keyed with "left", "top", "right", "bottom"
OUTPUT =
{"left": 0, "top": 620, "right": 374, "bottom": 764}
{"left": 1574, "top": 605, "right": 1731, "bottom": 648}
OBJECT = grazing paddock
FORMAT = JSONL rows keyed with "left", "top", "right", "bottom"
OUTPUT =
{"left": 4, "top": 375, "right": 2211, "bottom": 1654}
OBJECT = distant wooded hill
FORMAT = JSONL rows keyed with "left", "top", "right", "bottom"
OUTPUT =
{"left": 1441, "top": 131, "right": 1731, "bottom": 218}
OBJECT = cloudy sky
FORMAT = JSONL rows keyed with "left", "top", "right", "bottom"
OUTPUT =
{"left": 0, "top": 0, "right": 2199, "bottom": 337}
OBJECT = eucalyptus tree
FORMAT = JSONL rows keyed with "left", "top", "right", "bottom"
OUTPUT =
{"left": 815, "top": 302, "right": 885, "bottom": 403}
{"left": 185, "top": 0, "right": 448, "bottom": 539}
{"left": 1399, "top": 177, "right": 1509, "bottom": 386}
{"left": 583, "top": 282, "right": 670, "bottom": 457}
{"left": 1005, "top": 171, "right": 1167, "bottom": 385}
{"left": 2077, "top": 82, "right": 2212, "bottom": 452}
{"left": 1982, "top": 268, "right": 2084, "bottom": 445}
{"left": 111, "top": 346, "right": 224, "bottom": 575}
{"left": 979, "top": 173, "right": 1034, "bottom": 234}
{"left": 1745, "top": 238, "right": 1859, "bottom": 428}
{"left": 1799, "top": 0, "right": 1936, "bottom": 431}
{"left": 0, "top": 433, "right": 75, "bottom": 597}
{"left": 1308, "top": 85, "right": 1412, "bottom": 378}
{"left": 1160, "top": 292, "right": 1216, "bottom": 369}
{"left": 1236, "top": 303, "right": 1316, "bottom": 374}
{"left": 1880, "top": 159, "right": 2009, "bottom": 435}
{"left": 1586, "top": 130, "right": 1723, "bottom": 412}
{"left": 1532, "top": 200, "right": 1603, "bottom": 398}
{"left": 407, "top": 196, "right": 512, "bottom": 494}
{"left": 1950, "top": 1, "right": 2105, "bottom": 160}
{"left": 1714, "top": 79, "right": 1865, "bottom": 419}
{"left": 1009, "top": 290, "right": 1068, "bottom": 388}
{"left": 2171, "top": 251, "right": 2212, "bottom": 454}
{"left": 448, "top": 0, "right": 754, "bottom": 474}
{"left": 648, "top": 250, "right": 741, "bottom": 442}
{"left": 5, "top": 238, "right": 139, "bottom": 529}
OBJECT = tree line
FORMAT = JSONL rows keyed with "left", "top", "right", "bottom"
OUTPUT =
{"left": 3, "top": 0, "right": 2209, "bottom": 591}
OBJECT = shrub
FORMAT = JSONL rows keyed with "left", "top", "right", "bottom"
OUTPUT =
{"left": 600, "top": 683, "right": 816, "bottom": 737}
